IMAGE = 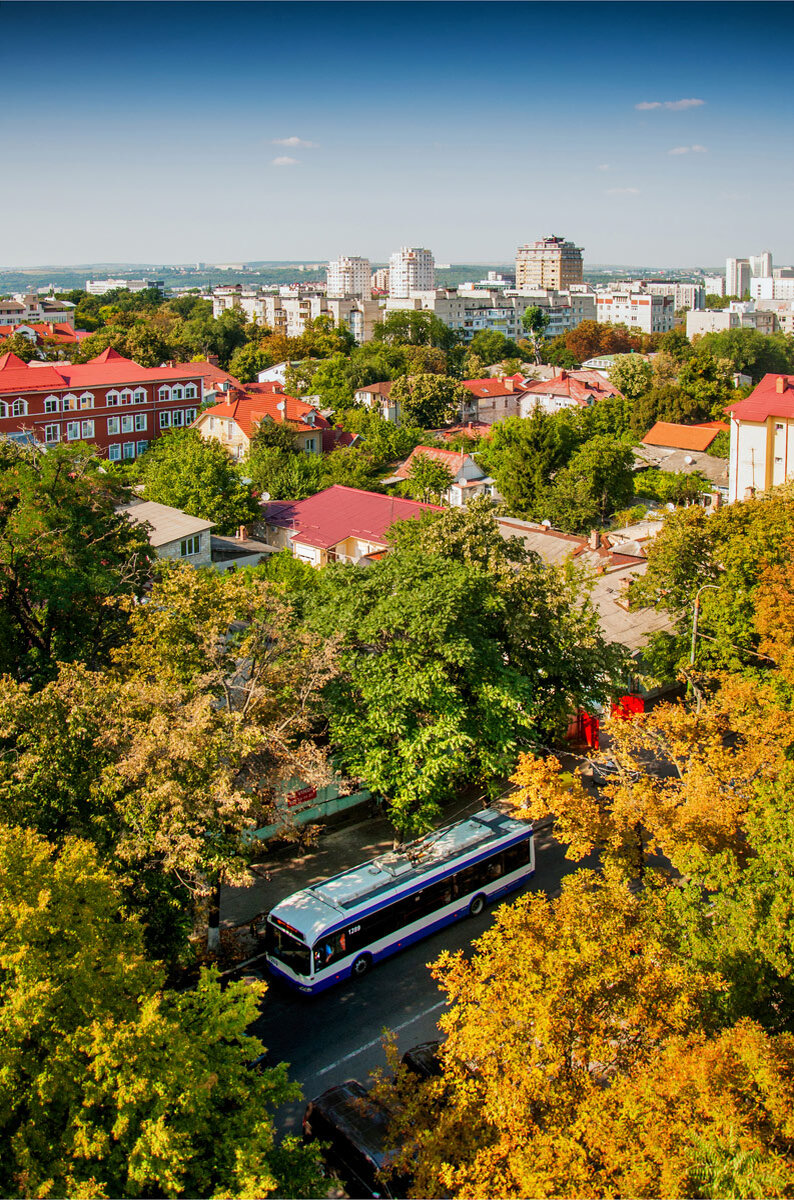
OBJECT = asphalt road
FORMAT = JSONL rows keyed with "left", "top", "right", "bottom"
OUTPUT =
{"left": 249, "top": 823, "right": 591, "bottom": 1137}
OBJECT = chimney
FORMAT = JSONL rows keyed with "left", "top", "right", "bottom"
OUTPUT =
{"left": 504, "top": 378, "right": 514, "bottom": 392}
{"left": 236, "top": 525, "right": 246, "bottom": 541}
{"left": 588, "top": 528, "right": 600, "bottom": 551}
{"left": 776, "top": 376, "right": 787, "bottom": 394}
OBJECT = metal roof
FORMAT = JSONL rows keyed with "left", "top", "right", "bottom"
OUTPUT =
{"left": 118, "top": 500, "right": 215, "bottom": 547}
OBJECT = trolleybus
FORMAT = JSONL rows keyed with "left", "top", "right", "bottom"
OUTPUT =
{"left": 264, "top": 808, "right": 534, "bottom": 994}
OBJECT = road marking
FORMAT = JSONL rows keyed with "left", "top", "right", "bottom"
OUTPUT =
{"left": 316, "top": 999, "right": 448, "bottom": 1077}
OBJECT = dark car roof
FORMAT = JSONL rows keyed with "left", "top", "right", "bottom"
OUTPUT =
{"left": 306, "top": 1081, "right": 391, "bottom": 1167}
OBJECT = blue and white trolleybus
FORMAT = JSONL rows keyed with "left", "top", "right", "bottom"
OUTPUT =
{"left": 264, "top": 808, "right": 534, "bottom": 994}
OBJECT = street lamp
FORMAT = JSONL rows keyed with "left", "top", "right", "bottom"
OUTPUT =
{"left": 690, "top": 583, "right": 720, "bottom": 666}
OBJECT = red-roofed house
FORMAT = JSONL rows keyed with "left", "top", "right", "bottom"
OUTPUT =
{"left": 393, "top": 445, "right": 493, "bottom": 506}
{"left": 0, "top": 348, "right": 206, "bottom": 460}
{"left": 726, "top": 373, "right": 794, "bottom": 501}
{"left": 460, "top": 376, "right": 526, "bottom": 424}
{"left": 0, "top": 322, "right": 91, "bottom": 347}
{"left": 193, "top": 386, "right": 356, "bottom": 460}
{"left": 353, "top": 381, "right": 399, "bottom": 423}
{"left": 519, "top": 369, "right": 622, "bottom": 416}
{"left": 260, "top": 485, "right": 440, "bottom": 567}
{"left": 642, "top": 421, "right": 729, "bottom": 454}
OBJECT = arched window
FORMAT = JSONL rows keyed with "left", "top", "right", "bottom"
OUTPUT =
{"left": 158, "top": 385, "right": 171, "bottom": 402}
{"left": 62, "top": 393, "right": 78, "bottom": 411}
{"left": 119, "top": 389, "right": 134, "bottom": 405}
{"left": 80, "top": 392, "right": 95, "bottom": 409}
{"left": 11, "top": 398, "right": 28, "bottom": 417}
{"left": 133, "top": 388, "right": 146, "bottom": 404}
{"left": 171, "top": 385, "right": 184, "bottom": 401}
{"left": 106, "top": 391, "right": 121, "bottom": 407}
{"left": 184, "top": 383, "right": 198, "bottom": 399}
{"left": 44, "top": 395, "right": 61, "bottom": 414}
{"left": 0, "top": 401, "right": 7, "bottom": 418}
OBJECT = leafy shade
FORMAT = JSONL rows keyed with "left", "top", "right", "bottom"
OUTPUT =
{"left": 140, "top": 428, "right": 260, "bottom": 534}
{"left": 390, "top": 374, "right": 472, "bottom": 429}
{"left": 0, "top": 441, "right": 154, "bottom": 684}
{"left": 0, "top": 825, "right": 326, "bottom": 1199}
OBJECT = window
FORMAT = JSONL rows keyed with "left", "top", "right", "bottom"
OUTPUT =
{"left": 107, "top": 416, "right": 120, "bottom": 435}
{"left": 79, "top": 392, "right": 94, "bottom": 409}
{"left": 119, "top": 389, "right": 133, "bottom": 405}
{"left": 62, "top": 393, "right": 77, "bottom": 411}
{"left": 81, "top": 419, "right": 94, "bottom": 439}
{"left": 184, "top": 408, "right": 196, "bottom": 424}
{"left": 123, "top": 442, "right": 135, "bottom": 460}
{"left": 0, "top": 402, "right": 6, "bottom": 418}
{"left": 158, "top": 386, "right": 171, "bottom": 402}
{"left": 66, "top": 420, "right": 80, "bottom": 441}
{"left": 108, "top": 443, "right": 121, "bottom": 461}
{"left": 171, "top": 385, "right": 184, "bottom": 401}
{"left": 180, "top": 535, "right": 200, "bottom": 557}
{"left": 121, "top": 414, "right": 134, "bottom": 433}
{"left": 44, "top": 396, "right": 60, "bottom": 414}
{"left": 11, "top": 398, "right": 27, "bottom": 417}
{"left": 159, "top": 411, "right": 171, "bottom": 429}
{"left": 134, "top": 412, "right": 147, "bottom": 432}
{"left": 304, "top": 437, "right": 317, "bottom": 453}
{"left": 136, "top": 440, "right": 149, "bottom": 456}
{"left": 185, "top": 383, "right": 197, "bottom": 399}
{"left": 106, "top": 391, "right": 120, "bottom": 407}
{"left": 133, "top": 388, "right": 146, "bottom": 404}
{"left": 44, "top": 424, "right": 60, "bottom": 444}
{"left": 172, "top": 410, "right": 184, "bottom": 428}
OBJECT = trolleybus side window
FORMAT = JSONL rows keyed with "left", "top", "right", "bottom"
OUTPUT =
{"left": 503, "top": 840, "right": 531, "bottom": 872}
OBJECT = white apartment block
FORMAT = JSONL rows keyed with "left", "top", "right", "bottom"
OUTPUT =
{"left": 703, "top": 274, "right": 726, "bottom": 297}
{"left": 755, "top": 300, "right": 794, "bottom": 336}
{"left": 388, "top": 247, "right": 435, "bottom": 298}
{"left": 595, "top": 291, "right": 675, "bottom": 334}
{"left": 751, "top": 276, "right": 794, "bottom": 302}
{"left": 85, "top": 279, "right": 164, "bottom": 295}
{"left": 371, "top": 268, "right": 390, "bottom": 292}
{"left": 0, "top": 293, "right": 77, "bottom": 328}
{"left": 726, "top": 258, "right": 752, "bottom": 298}
{"left": 385, "top": 288, "right": 595, "bottom": 342}
{"left": 686, "top": 302, "right": 778, "bottom": 338}
{"left": 749, "top": 252, "right": 773, "bottom": 278}
{"left": 326, "top": 256, "right": 372, "bottom": 299}
{"left": 617, "top": 280, "right": 705, "bottom": 310}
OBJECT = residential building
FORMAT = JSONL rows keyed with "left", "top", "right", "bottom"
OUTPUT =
{"left": 117, "top": 500, "right": 214, "bottom": 567}
{"left": 595, "top": 291, "right": 675, "bottom": 334}
{"left": 636, "top": 425, "right": 729, "bottom": 500}
{"left": 750, "top": 276, "right": 794, "bottom": 302}
{"left": 385, "top": 287, "right": 595, "bottom": 342}
{"left": 326, "top": 256, "right": 372, "bottom": 299}
{"left": 755, "top": 300, "right": 794, "bottom": 336}
{"left": 519, "top": 370, "right": 623, "bottom": 416}
{"left": 686, "top": 302, "right": 777, "bottom": 338}
{"left": 391, "top": 445, "right": 493, "bottom": 505}
{"left": 0, "top": 347, "right": 203, "bottom": 462}
{"left": 0, "top": 294, "right": 77, "bottom": 328}
{"left": 460, "top": 376, "right": 526, "bottom": 425}
{"left": 726, "top": 373, "right": 794, "bottom": 502}
{"left": 515, "top": 236, "right": 583, "bottom": 290}
{"left": 388, "top": 247, "right": 435, "bottom": 297}
{"left": 85, "top": 278, "right": 165, "bottom": 296}
{"left": 0, "top": 322, "right": 90, "bottom": 348}
{"left": 212, "top": 287, "right": 380, "bottom": 343}
{"left": 703, "top": 274, "right": 726, "bottom": 297}
{"left": 642, "top": 421, "right": 728, "bottom": 454}
{"left": 749, "top": 252, "right": 773, "bottom": 279}
{"left": 259, "top": 485, "right": 440, "bottom": 567}
{"left": 353, "top": 381, "right": 399, "bottom": 423}
{"left": 726, "top": 257, "right": 751, "bottom": 298}
{"left": 616, "top": 280, "right": 705, "bottom": 310}
{"left": 371, "top": 268, "right": 390, "bottom": 292}
{"left": 193, "top": 384, "right": 340, "bottom": 461}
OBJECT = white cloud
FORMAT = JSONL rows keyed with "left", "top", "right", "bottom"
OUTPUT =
{"left": 635, "top": 98, "right": 705, "bottom": 111}
{"left": 271, "top": 156, "right": 298, "bottom": 167}
{"left": 605, "top": 187, "right": 640, "bottom": 196}
{"left": 668, "top": 144, "right": 708, "bottom": 155}
{"left": 272, "top": 136, "right": 318, "bottom": 148}
{"left": 597, "top": 163, "right": 610, "bottom": 171}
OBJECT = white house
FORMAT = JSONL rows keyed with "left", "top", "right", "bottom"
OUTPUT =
{"left": 727, "top": 373, "right": 794, "bottom": 502}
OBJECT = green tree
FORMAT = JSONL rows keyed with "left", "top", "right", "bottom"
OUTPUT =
{"left": 374, "top": 310, "right": 458, "bottom": 350}
{"left": 696, "top": 327, "right": 794, "bottom": 382}
{"left": 320, "top": 446, "right": 381, "bottom": 492}
{"left": 468, "top": 330, "right": 522, "bottom": 366}
{"left": 541, "top": 435, "right": 635, "bottom": 532}
{"left": 245, "top": 445, "right": 323, "bottom": 501}
{"left": 404, "top": 453, "right": 454, "bottom": 502}
{"left": 228, "top": 340, "right": 274, "bottom": 383}
{"left": 0, "top": 332, "right": 38, "bottom": 361}
{"left": 478, "top": 411, "right": 579, "bottom": 515}
{"left": 520, "top": 305, "right": 550, "bottom": 364}
{"left": 0, "top": 442, "right": 154, "bottom": 684}
{"left": 0, "top": 824, "right": 326, "bottom": 1199}
{"left": 391, "top": 373, "right": 472, "bottom": 428}
{"left": 607, "top": 353, "right": 653, "bottom": 400}
{"left": 140, "top": 429, "right": 260, "bottom": 533}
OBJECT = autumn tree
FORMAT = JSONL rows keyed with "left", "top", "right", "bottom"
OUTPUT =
{"left": 607, "top": 353, "right": 653, "bottom": 399}
{"left": 0, "top": 825, "right": 326, "bottom": 1199}
{"left": 0, "top": 441, "right": 154, "bottom": 684}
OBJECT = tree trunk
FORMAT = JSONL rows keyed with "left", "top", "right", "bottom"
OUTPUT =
{"left": 207, "top": 873, "right": 222, "bottom": 953}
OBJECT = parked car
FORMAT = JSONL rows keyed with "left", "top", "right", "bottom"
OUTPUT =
{"left": 303, "top": 1080, "right": 409, "bottom": 1199}
{"left": 401, "top": 1040, "right": 442, "bottom": 1079}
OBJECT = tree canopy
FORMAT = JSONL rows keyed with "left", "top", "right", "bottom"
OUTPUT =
{"left": 140, "top": 429, "right": 261, "bottom": 533}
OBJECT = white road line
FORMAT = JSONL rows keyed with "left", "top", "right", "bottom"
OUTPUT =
{"left": 316, "top": 999, "right": 448, "bottom": 1077}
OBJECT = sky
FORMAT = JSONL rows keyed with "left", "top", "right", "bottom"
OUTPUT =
{"left": 2, "top": 1, "right": 792, "bottom": 268}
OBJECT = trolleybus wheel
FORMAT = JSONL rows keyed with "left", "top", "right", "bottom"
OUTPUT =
{"left": 351, "top": 954, "right": 372, "bottom": 978}
{"left": 468, "top": 894, "right": 486, "bottom": 917}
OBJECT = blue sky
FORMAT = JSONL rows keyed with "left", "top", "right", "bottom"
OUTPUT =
{"left": 2, "top": 2, "right": 792, "bottom": 267}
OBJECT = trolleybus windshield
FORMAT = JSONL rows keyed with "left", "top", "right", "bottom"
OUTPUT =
{"left": 265, "top": 923, "right": 311, "bottom": 975}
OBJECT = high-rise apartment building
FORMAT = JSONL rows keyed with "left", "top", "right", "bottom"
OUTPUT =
{"left": 749, "top": 252, "right": 773, "bottom": 278}
{"left": 726, "top": 258, "right": 752, "bottom": 299}
{"left": 515, "top": 236, "right": 583, "bottom": 290}
{"left": 388, "top": 247, "right": 435, "bottom": 297}
{"left": 326, "top": 256, "right": 372, "bottom": 299}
